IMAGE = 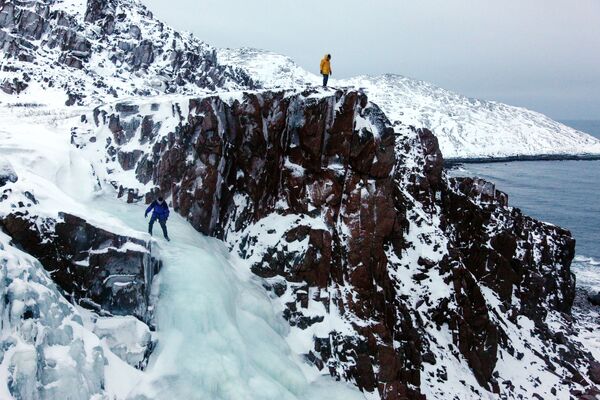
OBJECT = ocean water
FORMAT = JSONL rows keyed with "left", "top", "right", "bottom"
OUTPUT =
{"left": 452, "top": 120, "right": 600, "bottom": 290}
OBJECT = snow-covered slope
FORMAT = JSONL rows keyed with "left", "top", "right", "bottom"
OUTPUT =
{"left": 218, "top": 47, "right": 320, "bottom": 89}
{"left": 0, "top": 0, "right": 253, "bottom": 106}
{"left": 339, "top": 74, "right": 600, "bottom": 160}
{"left": 217, "top": 48, "right": 600, "bottom": 160}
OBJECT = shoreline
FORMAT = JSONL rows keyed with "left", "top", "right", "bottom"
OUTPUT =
{"left": 446, "top": 153, "right": 600, "bottom": 166}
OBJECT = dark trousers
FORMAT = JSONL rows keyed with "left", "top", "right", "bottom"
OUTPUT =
{"left": 149, "top": 215, "right": 169, "bottom": 239}
{"left": 322, "top": 74, "right": 329, "bottom": 87}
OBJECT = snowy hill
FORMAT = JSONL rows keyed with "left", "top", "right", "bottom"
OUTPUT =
{"left": 0, "top": 0, "right": 253, "bottom": 106}
{"left": 218, "top": 48, "right": 600, "bottom": 160}
{"left": 218, "top": 47, "right": 320, "bottom": 89}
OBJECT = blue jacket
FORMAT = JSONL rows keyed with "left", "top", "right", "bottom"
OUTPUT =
{"left": 146, "top": 200, "right": 170, "bottom": 220}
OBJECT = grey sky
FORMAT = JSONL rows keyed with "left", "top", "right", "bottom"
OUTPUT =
{"left": 144, "top": 0, "right": 600, "bottom": 119}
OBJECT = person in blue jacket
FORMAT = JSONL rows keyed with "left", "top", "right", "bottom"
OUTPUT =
{"left": 145, "top": 197, "right": 170, "bottom": 241}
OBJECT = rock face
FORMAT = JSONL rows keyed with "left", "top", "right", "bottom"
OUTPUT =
{"left": 0, "top": 159, "right": 18, "bottom": 186}
{"left": 0, "top": 0, "right": 254, "bottom": 105}
{"left": 0, "top": 210, "right": 161, "bottom": 323}
{"left": 74, "top": 88, "right": 598, "bottom": 399}
{"left": 589, "top": 292, "right": 600, "bottom": 306}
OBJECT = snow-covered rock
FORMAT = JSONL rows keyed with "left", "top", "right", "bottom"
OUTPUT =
{"left": 0, "top": 159, "right": 18, "bottom": 187}
{"left": 1, "top": 210, "right": 162, "bottom": 322}
{"left": 0, "top": 90, "right": 367, "bottom": 400}
{"left": 218, "top": 47, "right": 320, "bottom": 89}
{"left": 217, "top": 48, "right": 600, "bottom": 160}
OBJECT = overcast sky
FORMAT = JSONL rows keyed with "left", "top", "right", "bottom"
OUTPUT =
{"left": 144, "top": 0, "right": 600, "bottom": 120}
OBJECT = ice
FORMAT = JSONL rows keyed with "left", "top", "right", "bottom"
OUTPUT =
{"left": 91, "top": 197, "right": 366, "bottom": 400}
{"left": 93, "top": 316, "right": 152, "bottom": 368}
{"left": 0, "top": 231, "right": 109, "bottom": 400}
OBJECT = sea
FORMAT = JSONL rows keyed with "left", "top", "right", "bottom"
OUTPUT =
{"left": 451, "top": 120, "right": 600, "bottom": 291}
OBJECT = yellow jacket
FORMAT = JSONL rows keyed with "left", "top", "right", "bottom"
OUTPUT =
{"left": 320, "top": 55, "right": 331, "bottom": 75}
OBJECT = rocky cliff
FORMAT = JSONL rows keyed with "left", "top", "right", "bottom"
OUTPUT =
{"left": 72, "top": 88, "right": 599, "bottom": 399}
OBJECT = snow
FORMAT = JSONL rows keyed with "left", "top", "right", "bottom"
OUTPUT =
{"left": 218, "top": 48, "right": 320, "bottom": 89}
{"left": 0, "top": 159, "right": 17, "bottom": 184}
{"left": 480, "top": 288, "right": 572, "bottom": 399}
{"left": 217, "top": 48, "right": 600, "bottom": 160}
{"left": 227, "top": 212, "right": 328, "bottom": 268}
{"left": 93, "top": 315, "right": 151, "bottom": 367}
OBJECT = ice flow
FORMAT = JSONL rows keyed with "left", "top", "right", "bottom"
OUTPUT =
{"left": 98, "top": 198, "right": 365, "bottom": 400}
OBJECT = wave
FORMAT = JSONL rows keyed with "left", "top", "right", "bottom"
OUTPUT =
{"left": 574, "top": 255, "right": 600, "bottom": 267}
{"left": 572, "top": 255, "right": 600, "bottom": 291}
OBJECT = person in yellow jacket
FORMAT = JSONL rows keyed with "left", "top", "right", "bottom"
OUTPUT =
{"left": 320, "top": 54, "right": 332, "bottom": 87}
